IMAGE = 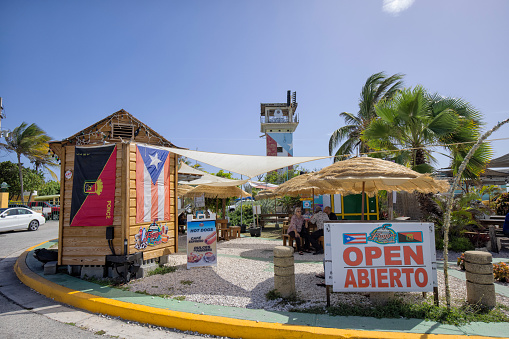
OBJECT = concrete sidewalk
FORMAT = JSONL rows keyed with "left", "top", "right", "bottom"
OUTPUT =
{"left": 15, "top": 240, "right": 509, "bottom": 339}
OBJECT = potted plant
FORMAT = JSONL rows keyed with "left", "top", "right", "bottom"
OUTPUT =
{"left": 249, "top": 223, "right": 261, "bottom": 237}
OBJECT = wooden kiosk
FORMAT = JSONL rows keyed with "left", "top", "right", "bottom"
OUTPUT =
{"left": 49, "top": 110, "right": 181, "bottom": 279}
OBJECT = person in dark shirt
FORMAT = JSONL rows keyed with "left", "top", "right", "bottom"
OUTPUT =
{"left": 324, "top": 206, "right": 337, "bottom": 220}
{"left": 503, "top": 212, "right": 509, "bottom": 237}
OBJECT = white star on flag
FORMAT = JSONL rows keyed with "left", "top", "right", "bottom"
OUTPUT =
{"left": 148, "top": 154, "right": 162, "bottom": 168}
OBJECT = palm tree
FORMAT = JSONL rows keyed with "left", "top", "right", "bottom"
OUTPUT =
{"left": 29, "top": 144, "right": 59, "bottom": 181}
{"left": 329, "top": 72, "right": 404, "bottom": 161}
{"left": 362, "top": 86, "right": 491, "bottom": 178}
{"left": 0, "top": 122, "right": 51, "bottom": 203}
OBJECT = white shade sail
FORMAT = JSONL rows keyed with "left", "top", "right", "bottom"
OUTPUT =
{"left": 182, "top": 173, "right": 249, "bottom": 186}
{"left": 166, "top": 146, "right": 329, "bottom": 178}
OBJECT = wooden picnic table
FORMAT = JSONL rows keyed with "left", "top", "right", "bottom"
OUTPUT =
{"left": 478, "top": 217, "right": 505, "bottom": 227}
{"left": 258, "top": 213, "right": 290, "bottom": 228}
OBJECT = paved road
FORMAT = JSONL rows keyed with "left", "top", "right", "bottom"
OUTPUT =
{"left": 0, "top": 220, "right": 215, "bottom": 339}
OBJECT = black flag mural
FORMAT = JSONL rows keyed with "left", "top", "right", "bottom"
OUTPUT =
{"left": 70, "top": 145, "right": 117, "bottom": 226}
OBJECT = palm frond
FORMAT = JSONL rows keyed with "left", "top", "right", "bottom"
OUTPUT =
{"left": 329, "top": 125, "right": 358, "bottom": 156}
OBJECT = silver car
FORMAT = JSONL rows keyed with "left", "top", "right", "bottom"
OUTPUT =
{"left": 0, "top": 207, "right": 46, "bottom": 232}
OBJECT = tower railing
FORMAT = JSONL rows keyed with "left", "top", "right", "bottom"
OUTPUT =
{"left": 260, "top": 114, "right": 299, "bottom": 124}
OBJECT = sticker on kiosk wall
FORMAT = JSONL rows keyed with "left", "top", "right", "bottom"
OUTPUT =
{"left": 65, "top": 170, "right": 72, "bottom": 180}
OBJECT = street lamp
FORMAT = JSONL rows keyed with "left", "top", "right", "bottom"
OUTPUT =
{"left": 0, "top": 182, "right": 10, "bottom": 192}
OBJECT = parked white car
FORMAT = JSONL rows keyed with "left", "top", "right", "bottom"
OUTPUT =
{"left": 0, "top": 207, "right": 46, "bottom": 232}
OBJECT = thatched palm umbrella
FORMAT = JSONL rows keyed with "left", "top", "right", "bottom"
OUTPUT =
{"left": 184, "top": 185, "right": 251, "bottom": 218}
{"left": 255, "top": 189, "right": 278, "bottom": 201}
{"left": 271, "top": 173, "right": 340, "bottom": 213}
{"left": 308, "top": 157, "right": 449, "bottom": 220}
{"left": 178, "top": 184, "right": 194, "bottom": 196}
{"left": 273, "top": 173, "right": 337, "bottom": 197}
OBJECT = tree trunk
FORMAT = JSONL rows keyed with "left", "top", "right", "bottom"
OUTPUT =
{"left": 414, "top": 149, "right": 441, "bottom": 221}
{"left": 442, "top": 118, "right": 509, "bottom": 310}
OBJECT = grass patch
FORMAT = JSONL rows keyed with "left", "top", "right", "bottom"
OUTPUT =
{"left": 82, "top": 276, "right": 129, "bottom": 290}
{"left": 265, "top": 289, "right": 302, "bottom": 303}
{"left": 65, "top": 322, "right": 76, "bottom": 326}
{"left": 147, "top": 264, "right": 177, "bottom": 276}
{"left": 94, "top": 330, "right": 106, "bottom": 335}
{"left": 180, "top": 280, "right": 193, "bottom": 285}
{"left": 173, "top": 295, "right": 186, "bottom": 301}
{"left": 266, "top": 289, "right": 282, "bottom": 300}
{"left": 292, "top": 298, "right": 509, "bottom": 325}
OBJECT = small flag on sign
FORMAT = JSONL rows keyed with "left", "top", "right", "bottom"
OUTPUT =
{"left": 398, "top": 232, "right": 423, "bottom": 243}
{"left": 343, "top": 233, "right": 367, "bottom": 244}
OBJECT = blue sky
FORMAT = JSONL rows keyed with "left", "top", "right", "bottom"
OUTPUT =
{"left": 1, "top": 0, "right": 508, "bottom": 180}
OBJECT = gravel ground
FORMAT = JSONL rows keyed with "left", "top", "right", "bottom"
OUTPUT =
{"left": 127, "top": 236, "right": 509, "bottom": 313}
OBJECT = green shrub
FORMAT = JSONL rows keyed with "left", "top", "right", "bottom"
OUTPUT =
{"left": 449, "top": 237, "right": 475, "bottom": 252}
{"left": 435, "top": 234, "right": 444, "bottom": 250}
{"left": 229, "top": 204, "right": 254, "bottom": 226}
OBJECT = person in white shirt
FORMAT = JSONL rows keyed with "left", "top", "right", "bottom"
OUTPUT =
{"left": 306, "top": 206, "right": 329, "bottom": 255}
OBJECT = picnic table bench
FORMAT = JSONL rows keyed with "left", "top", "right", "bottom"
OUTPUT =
{"left": 478, "top": 217, "right": 505, "bottom": 228}
{"left": 475, "top": 215, "right": 508, "bottom": 252}
{"left": 258, "top": 214, "right": 289, "bottom": 228}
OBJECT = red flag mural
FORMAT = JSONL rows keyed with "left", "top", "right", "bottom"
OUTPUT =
{"left": 70, "top": 145, "right": 117, "bottom": 226}
{"left": 136, "top": 145, "right": 171, "bottom": 223}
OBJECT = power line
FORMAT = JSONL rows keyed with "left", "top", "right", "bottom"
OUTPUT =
{"left": 333, "top": 136, "right": 509, "bottom": 160}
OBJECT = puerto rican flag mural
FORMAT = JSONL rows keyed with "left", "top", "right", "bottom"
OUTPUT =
{"left": 266, "top": 132, "right": 293, "bottom": 157}
{"left": 266, "top": 132, "right": 293, "bottom": 170}
{"left": 136, "top": 145, "right": 171, "bottom": 223}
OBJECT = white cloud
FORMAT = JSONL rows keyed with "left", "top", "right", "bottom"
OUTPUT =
{"left": 383, "top": 0, "right": 415, "bottom": 15}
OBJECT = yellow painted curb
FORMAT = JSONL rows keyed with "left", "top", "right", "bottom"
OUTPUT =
{"left": 14, "top": 244, "right": 495, "bottom": 339}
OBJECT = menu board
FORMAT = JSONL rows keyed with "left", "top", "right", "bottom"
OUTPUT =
{"left": 186, "top": 216, "right": 217, "bottom": 269}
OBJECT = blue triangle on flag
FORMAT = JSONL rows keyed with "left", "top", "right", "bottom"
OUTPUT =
{"left": 343, "top": 234, "right": 354, "bottom": 243}
{"left": 137, "top": 145, "right": 169, "bottom": 185}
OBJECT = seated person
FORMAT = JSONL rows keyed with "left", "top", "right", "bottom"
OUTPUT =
{"left": 324, "top": 206, "right": 337, "bottom": 220}
{"left": 178, "top": 212, "right": 187, "bottom": 233}
{"left": 504, "top": 212, "right": 509, "bottom": 237}
{"left": 286, "top": 207, "right": 310, "bottom": 255}
{"left": 306, "top": 206, "right": 329, "bottom": 255}
{"left": 178, "top": 212, "right": 187, "bottom": 225}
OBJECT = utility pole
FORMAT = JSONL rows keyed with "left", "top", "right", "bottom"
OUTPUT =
{"left": 0, "top": 97, "right": 8, "bottom": 138}
{"left": 0, "top": 97, "right": 4, "bottom": 134}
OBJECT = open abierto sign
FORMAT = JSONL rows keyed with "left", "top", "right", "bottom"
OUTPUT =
{"left": 324, "top": 221, "right": 437, "bottom": 292}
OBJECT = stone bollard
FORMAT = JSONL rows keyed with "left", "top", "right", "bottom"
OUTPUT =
{"left": 464, "top": 250, "right": 496, "bottom": 308}
{"left": 273, "top": 246, "right": 295, "bottom": 298}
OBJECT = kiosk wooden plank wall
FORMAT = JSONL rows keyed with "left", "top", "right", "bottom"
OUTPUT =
{"left": 50, "top": 110, "right": 179, "bottom": 266}
{"left": 127, "top": 143, "right": 178, "bottom": 260}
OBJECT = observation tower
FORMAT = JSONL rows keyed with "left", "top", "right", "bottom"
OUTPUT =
{"left": 260, "top": 91, "right": 299, "bottom": 169}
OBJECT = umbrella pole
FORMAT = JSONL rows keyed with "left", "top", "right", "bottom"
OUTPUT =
{"left": 312, "top": 188, "right": 315, "bottom": 212}
{"left": 361, "top": 182, "right": 365, "bottom": 221}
